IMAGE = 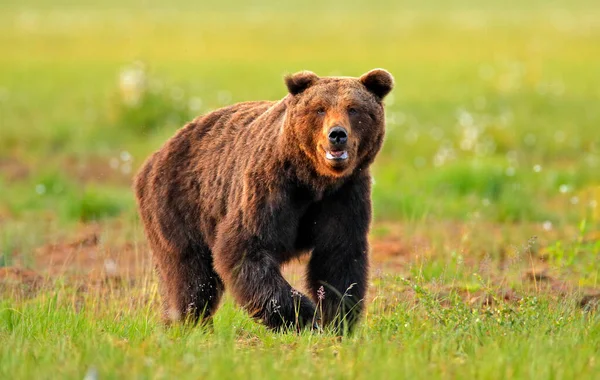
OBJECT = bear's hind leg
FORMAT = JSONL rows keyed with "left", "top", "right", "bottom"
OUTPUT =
{"left": 156, "top": 242, "right": 225, "bottom": 325}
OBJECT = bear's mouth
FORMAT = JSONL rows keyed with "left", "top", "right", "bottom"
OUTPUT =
{"left": 325, "top": 150, "right": 349, "bottom": 161}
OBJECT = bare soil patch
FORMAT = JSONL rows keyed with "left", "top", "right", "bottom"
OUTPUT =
{"left": 1, "top": 220, "right": 597, "bottom": 310}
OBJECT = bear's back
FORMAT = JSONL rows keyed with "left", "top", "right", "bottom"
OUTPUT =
{"left": 134, "top": 100, "right": 280, "bottom": 246}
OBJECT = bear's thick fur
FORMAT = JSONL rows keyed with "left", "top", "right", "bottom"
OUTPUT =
{"left": 134, "top": 69, "right": 393, "bottom": 332}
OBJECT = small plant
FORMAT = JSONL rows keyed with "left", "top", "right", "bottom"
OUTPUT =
{"left": 111, "top": 62, "right": 195, "bottom": 134}
{"left": 315, "top": 285, "right": 325, "bottom": 329}
{"left": 545, "top": 219, "right": 589, "bottom": 267}
{"left": 290, "top": 289, "right": 303, "bottom": 331}
{"left": 64, "top": 187, "right": 123, "bottom": 222}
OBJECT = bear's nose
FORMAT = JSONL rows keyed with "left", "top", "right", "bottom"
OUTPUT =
{"left": 328, "top": 127, "right": 348, "bottom": 146}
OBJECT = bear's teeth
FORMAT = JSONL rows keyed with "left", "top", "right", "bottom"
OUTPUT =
{"left": 326, "top": 151, "right": 348, "bottom": 160}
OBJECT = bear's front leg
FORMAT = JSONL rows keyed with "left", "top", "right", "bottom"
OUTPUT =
{"left": 213, "top": 226, "right": 317, "bottom": 331}
{"left": 306, "top": 176, "right": 371, "bottom": 334}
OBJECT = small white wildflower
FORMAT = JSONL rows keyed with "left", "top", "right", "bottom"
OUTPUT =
{"left": 35, "top": 184, "right": 46, "bottom": 195}
{"left": 188, "top": 97, "right": 203, "bottom": 113}
{"left": 83, "top": 367, "right": 98, "bottom": 380}
{"left": 119, "top": 63, "right": 146, "bottom": 107}
{"left": 542, "top": 221, "right": 553, "bottom": 231}
{"left": 120, "top": 151, "right": 132, "bottom": 162}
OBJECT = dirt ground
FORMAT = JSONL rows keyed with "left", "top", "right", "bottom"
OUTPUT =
{"left": 2, "top": 219, "right": 598, "bottom": 310}
{"left": 3, "top": 222, "right": 411, "bottom": 287}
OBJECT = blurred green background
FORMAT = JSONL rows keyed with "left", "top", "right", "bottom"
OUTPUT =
{"left": 2, "top": 4, "right": 600, "bottom": 378}
{"left": 1, "top": 0, "right": 599, "bottom": 259}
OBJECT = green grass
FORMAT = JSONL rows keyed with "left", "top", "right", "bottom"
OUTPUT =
{"left": 1, "top": 0, "right": 600, "bottom": 379}
{"left": 1, "top": 278, "right": 599, "bottom": 379}
{"left": 2, "top": 1, "right": 599, "bottom": 225}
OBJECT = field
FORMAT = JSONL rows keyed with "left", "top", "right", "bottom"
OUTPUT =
{"left": 1, "top": 0, "right": 600, "bottom": 378}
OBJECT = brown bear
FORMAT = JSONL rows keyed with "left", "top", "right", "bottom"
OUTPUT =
{"left": 134, "top": 69, "right": 394, "bottom": 332}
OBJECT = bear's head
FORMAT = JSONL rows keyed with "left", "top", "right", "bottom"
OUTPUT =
{"left": 283, "top": 69, "right": 393, "bottom": 178}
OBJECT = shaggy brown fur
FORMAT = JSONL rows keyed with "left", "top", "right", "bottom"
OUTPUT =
{"left": 134, "top": 69, "right": 394, "bottom": 332}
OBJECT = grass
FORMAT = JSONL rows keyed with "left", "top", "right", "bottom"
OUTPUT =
{"left": 1, "top": 276, "right": 599, "bottom": 379}
{"left": 4, "top": 1, "right": 598, "bottom": 225}
{"left": 1, "top": 0, "right": 600, "bottom": 378}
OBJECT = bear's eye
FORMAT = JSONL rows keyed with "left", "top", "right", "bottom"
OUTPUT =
{"left": 316, "top": 108, "right": 326, "bottom": 116}
{"left": 348, "top": 107, "right": 359, "bottom": 116}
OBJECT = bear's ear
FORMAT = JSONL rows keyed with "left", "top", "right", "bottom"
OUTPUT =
{"left": 285, "top": 71, "right": 320, "bottom": 95}
{"left": 359, "top": 69, "right": 394, "bottom": 99}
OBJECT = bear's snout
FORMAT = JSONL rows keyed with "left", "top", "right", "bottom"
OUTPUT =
{"left": 327, "top": 126, "right": 348, "bottom": 147}
{"left": 324, "top": 126, "right": 350, "bottom": 163}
